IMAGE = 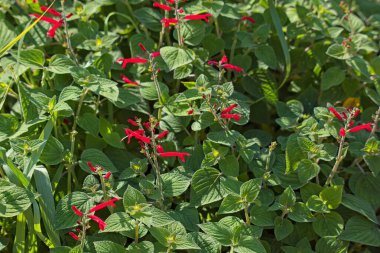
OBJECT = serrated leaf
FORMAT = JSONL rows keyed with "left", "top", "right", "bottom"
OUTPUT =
{"left": 160, "top": 46, "right": 195, "bottom": 71}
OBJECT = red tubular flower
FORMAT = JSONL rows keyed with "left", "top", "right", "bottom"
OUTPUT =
{"left": 188, "top": 109, "right": 194, "bottom": 115}
{"left": 352, "top": 108, "right": 360, "bottom": 118}
{"left": 153, "top": 2, "right": 172, "bottom": 11}
{"left": 166, "top": 0, "right": 175, "bottom": 4}
{"left": 133, "top": 132, "right": 151, "bottom": 144}
{"left": 207, "top": 60, "right": 218, "bottom": 65}
{"left": 159, "top": 152, "right": 191, "bottom": 162}
{"left": 157, "top": 130, "right": 169, "bottom": 139}
{"left": 104, "top": 172, "right": 112, "bottom": 180}
{"left": 69, "top": 232, "right": 79, "bottom": 241}
{"left": 222, "top": 64, "right": 244, "bottom": 73}
{"left": 328, "top": 107, "right": 343, "bottom": 120}
{"left": 151, "top": 52, "right": 161, "bottom": 58}
{"left": 88, "top": 215, "right": 106, "bottom": 231}
{"left": 221, "top": 104, "right": 238, "bottom": 114}
{"left": 124, "top": 128, "right": 150, "bottom": 144}
{"left": 221, "top": 113, "right": 241, "bottom": 121}
{"left": 138, "top": 43, "right": 147, "bottom": 53}
{"left": 89, "top": 198, "right": 120, "bottom": 213}
{"left": 161, "top": 18, "right": 178, "bottom": 27}
{"left": 241, "top": 16, "right": 255, "bottom": 24}
{"left": 127, "top": 119, "right": 138, "bottom": 126}
{"left": 156, "top": 144, "right": 164, "bottom": 153}
{"left": 184, "top": 13, "right": 212, "bottom": 22}
{"left": 178, "top": 9, "right": 184, "bottom": 14}
{"left": 339, "top": 128, "right": 346, "bottom": 137}
{"left": 40, "top": 6, "right": 62, "bottom": 17}
{"left": 71, "top": 206, "right": 83, "bottom": 217}
{"left": 121, "top": 74, "right": 139, "bottom": 86}
{"left": 349, "top": 123, "right": 374, "bottom": 133}
{"left": 220, "top": 55, "right": 228, "bottom": 64}
{"left": 116, "top": 57, "right": 148, "bottom": 69}
{"left": 87, "top": 162, "right": 97, "bottom": 173}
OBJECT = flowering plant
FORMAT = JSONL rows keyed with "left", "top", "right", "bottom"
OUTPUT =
{"left": 0, "top": 0, "right": 380, "bottom": 252}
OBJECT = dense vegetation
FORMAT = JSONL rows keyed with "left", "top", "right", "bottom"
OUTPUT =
{"left": 0, "top": 0, "right": 380, "bottom": 252}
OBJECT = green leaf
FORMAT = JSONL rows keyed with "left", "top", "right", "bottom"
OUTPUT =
{"left": 160, "top": 46, "right": 195, "bottom": 71}
{"left": 13, "top": 49, "right": 45, "bottom": 68}
{"left": 312, "top": 212, "right": 344, "bottom": 237}
{"left": 161, "top": 172, "right": 190, "bottom": 197}
{"left": 198, "top": 222, "right": 232, "bottom": 246}
{"left": 175, "top": 21, "right": 205, "bottom": 46}
{"left": 315, "top": 237, "right": 348, "bottom": 253}
{"left": 235, "top": 236, "right": 267, "bottom": 253}
{"left": 123, "top": 185, "right": 146, "bottom": 209}
{"left": 250, "top": 205, "right": 276, "bottom": 226}
{"left": 188, "top": 232, "right": 221, "bottom": 253}
{"left": 134, "top": 8, "right": 162, "bottom": 32}
{"left": 140, "top": 81, "right": 169, "bottom": 101}
{"left": 77, "top": 113, "right": 99, "bottom": 137}
{"left": 0, "top": 179, "right": 35, "bottom": 217}
{"left": 58, "top": 86, "right": 82, "bottom": 102}
{"left": 326, "top": 44, "right": 351, "bottom": 60}
{"left": 274, "top": 217, "right": 294, "bottom": 241}
{"left": 48, "top": 54, "right": 76, "bottom": 74}
{"left": 93, "top": 241, "right": 126, "bottom": 253}
{"left": 207, "top": 130, "right": 242, "bottom": 146}
{"left": 297, "top": 160, "right": 320, "bottom": 183}
{"left": 79, "top": 148, "right": 118, "bottom": 172}
{"left": 279, "top": 186, "right": 296, "bottom": 207}
{"left": 101, "top": 212, "right": 134, "bottom": 232}
{"left": 190, "top": 167, "right": 224, "bottom": 206}
{"left": 321, "top": 67, "right": 345, "bottom": 91}
{"left": 99, "top": 117, "right": 124, "bottom": 149}
{"left": 341, "top": 194, "right": 378, "bottom": 224}
{"left": 254, "top": 45, "right": 277, "bottom": 69}
{"left": 54, "top": 192, "right": 93, "bottom": 230}
{"left": 363, "top": 154, "right": 380, "bottom": 177}
{"left": 219, "top": 155, "right": 239, "bottom": 177}
{"left": 40, "top": 136, "right": 64, "bottom": 165}
{"left": 240, "top": 179, "right": 262, "bottom": 203}
{"left": 218, "top": 194, "right": 244, "bottom": 214}
{"left": 339, "top": 215, "right": 380, "bottom": 247}
{"left": 127, "top": 241, "right": 154, "bottom": 253}
{"left": 319, "top": 185, "right": 343, "bottom": 209}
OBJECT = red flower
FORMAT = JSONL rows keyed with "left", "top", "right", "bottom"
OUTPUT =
{"left": 178, "top": 9, "right": 184, "bottom": 14}
{"left": 127, "top": 119, "right": 138, "bottom": 126}
{"left": 89, "top": 198, "right": 120, "bottom": 213}
{"left": 69, "top": 232, "right": 79, "bottom": 241}
{"left": 352, "top": 108, "right": 360, "bottom": 118}
{"left": 104, "top": 172, "right": 112, "bottom": 180}
{"left": 156, "top": 144, "right": 164, "bottom": 153}
{"left": 207, "top": 60, "right": 218, "bottom": 66}
{"left": 153, "top": 2, "right": 172, "bottom": 11}
{"left": 161, "top": 18, "right": 178, "bottom": 27}
{"left": 328, "top": 107, "right": 343, "bottom": 120}
{"left": 121, "top": 74, "right": 139, "bottom": 86}
{"left": 159, "top": 152, "right": 190, "bottom": 162}
{"left": 221, "top": 113, "right": 241, "bottom": 121}
{"left": 157, "top": 130, "right": 169, "bottom": 139}
{"left": 87, "top": 162, "right": 97, "bottom": 173}
{"left": 241, "top": 16, "right": 255, "bottom": 24}
{"left": 88, "top": 215, "right": 106, "bottom": 231}
{"left": 138, "top": 43, "right": 147, "bottom": 53}
{"left": 40, "top": 5, "right": 61, "bottom": 17}
{"left": 71, "top": 206, "right": 83, "bottom": 217}
{"left": 220, "top": 55, "right": 228, "bottom": 64}
{"left": 151, "top": 52, "right": 161, "bottom": 58}
{"left": 339, "top": 128, "right": 346, "bottom": 137}
{"left": 187, "top": 109, "right": 194, "bottom": 115}
{"left": 221, "top": 104, "right": 238, "bottom": 114}
{"left": 348, "top": 123, "right": 374, "bottom": 133}
{"left": 116, "top": 57, "right": 148, "bottom": 69}
{"left": 184, "top": 13, "right": 212, "bottom": 22}
{"left": 222, "top": 64, "right": 244, "bottom": 73}
{"left": 30, "top": 6, "right": 72, "bottom": 39}
{"left": 124, "top": 128, "right": 151, "bottom": 144}
{"left": 166, "top": 0, "right": 175, "bottom": 4}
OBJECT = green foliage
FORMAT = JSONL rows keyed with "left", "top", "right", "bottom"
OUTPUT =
{"left": 0, "top": 0, "right": 380, "bottom": 252}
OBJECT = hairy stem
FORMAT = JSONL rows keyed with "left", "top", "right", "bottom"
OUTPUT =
{"left": 60, "top": 0, "right": 78, "bottom": 65}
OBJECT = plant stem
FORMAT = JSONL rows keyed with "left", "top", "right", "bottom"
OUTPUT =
{"left": 60, "top": 0, "right": 79, "bottom": 65}
{"left": 228, "top": 22, "right": 241, "bottom": 79}
{"left": 370, "top": 106, "right": 380, "bottom": 137}
{"left": 67, "top": 88, "right": 89, "bottom": 193}
{"left": 134, "top": 220, "right": 139, "bottom": 243}
{"left": 174, "top": 0, "right": 183, "bottom": 47}
{"left": 244, "top": 204, "right": 250, "bottom": 225}
{"left": 230, "top": 245, "right": 234, "bottom": 253}
{"left": 80, "top": 218, "right": 86, "bottom": 253}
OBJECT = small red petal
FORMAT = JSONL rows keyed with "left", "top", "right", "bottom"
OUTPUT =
{"left": 138, "top": 43, "right": 147, "bottom": 53}
{"left": 328, "top": 107, "right": 343, "bottom": 120}
{"left": 150, "top": 51, "right": 161, "bottom": 58}
{"left": 104, "top": 172, "right": 112, "bottom": 180}
{"left": 71, "top": 206, "right": 83, "bottom": 217}
{"left": 69, "top": 232, "right": 79, "bottom": 241}
{"left": 339, "top": 128, "right": 346, "bottom": 137}
{"left": 241, "top": 16, "right": 255, "bottom": 24}
{"left": 221, "top": 104, "right": 238, "bottom": 114}
{"left": 157, "top": 130, "right": 169, "bottom": 139}
{"left": 87, "top": 162, "right": 97, "bottom": 173}
{"left": 153, "top": 2, "right": 172, "bottom": 11}
{"left": 128, "top": 119, "right": 139, "bottom": 126}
